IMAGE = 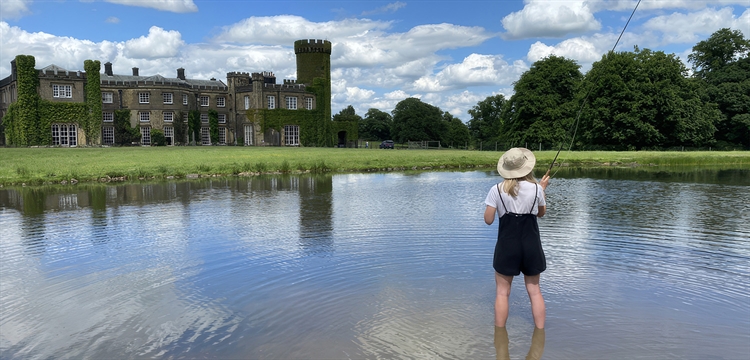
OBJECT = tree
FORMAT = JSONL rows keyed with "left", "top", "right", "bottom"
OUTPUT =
{"left": 151, "top": 129, "right": 166, "bottom": 146}
{"left": 359, "top": 108, "right": 392, "bottom": 140}
{"left": 188, "top": 110, "right": 201, "bottom": 145}
{"left": 688, "top": 28, "right": 750, "bottom": 79}
{"left": 332, "top": 105, "right": 362, "bottom": 122}
{"left": 689, "top": 28, "right": 750, "bottom": 148}
{"left": 391, "top": 98, "right": 445, "bottom": 143}
{"left": 208, "top": 109, "right": 219, "bottom": 144}
{"left": 500, "top": 55, "right": 583, "bottom": 148}
{"left": 468, "top": 94, "right": 505, "bottom": 146}
{"left": 442, "top": 112, "right": 470, "bottom": 148}
{"left": 581, "top": 48, "right": 719, "bottom": 149}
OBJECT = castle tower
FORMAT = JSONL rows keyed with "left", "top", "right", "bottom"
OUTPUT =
{"left": 294, "top": 39, "right": 332, "bottom": 144}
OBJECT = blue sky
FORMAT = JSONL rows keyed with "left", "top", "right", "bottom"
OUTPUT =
{"left": 1, "top": 0, "right": 748, "bottom": 121}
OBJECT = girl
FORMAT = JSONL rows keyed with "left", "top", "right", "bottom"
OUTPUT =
{"left": 484, "top": 147, "right": 550, "bottom": 329}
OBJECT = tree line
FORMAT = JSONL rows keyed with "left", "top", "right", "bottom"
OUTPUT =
{"left": 345, "top": 28, "right": 748, "bottom": 150}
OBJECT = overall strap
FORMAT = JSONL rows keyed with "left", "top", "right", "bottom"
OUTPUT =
{"left": 528, "top": 183, "right": 538, "bottom": 214}
{"left": 496, "top": 183, "right": 509, "bottom": 213}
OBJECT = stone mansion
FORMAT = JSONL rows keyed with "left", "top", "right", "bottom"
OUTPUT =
{"left": 0, "top": 39, "right": 350, "bottom": 147}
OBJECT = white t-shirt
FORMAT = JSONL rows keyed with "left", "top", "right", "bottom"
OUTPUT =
{"left": 485, "top": 181, "right": 546, "bottom": 217}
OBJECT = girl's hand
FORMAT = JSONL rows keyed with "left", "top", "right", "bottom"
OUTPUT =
{"left": 540, "top": 174, "right": 550, "bottom": 191}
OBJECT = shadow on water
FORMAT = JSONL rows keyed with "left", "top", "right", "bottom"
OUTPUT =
{"left": 494, "top": 326, "right": 545, "bottom": 360}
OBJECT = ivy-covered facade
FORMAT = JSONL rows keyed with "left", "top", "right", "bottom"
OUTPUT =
{"left": 0, "top": 39, "right": 357, "bottom": 147}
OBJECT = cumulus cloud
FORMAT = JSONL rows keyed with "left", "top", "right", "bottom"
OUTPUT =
{"left": 643, "top": 7, "right": 750, "bottom": 44}
{"left": 0, "top": 0, "right": 31, "bottom": 19}
{"left": 214, "top": 15, "right": 392, "bottom": 44}
{"left": 501, "top": 0, "right": 601, "bottom": 39}
{"left": 124, "top": 26, "right": 184, "bottom": 59}
{"left": 105, "top": 0, "right": 197, "bottom": 13}
{"left": 412, "top": 54, "right": 528, "bottom": 92}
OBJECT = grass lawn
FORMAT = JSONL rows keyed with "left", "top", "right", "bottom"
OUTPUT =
{"left": 1, "top": 146, "right": 748, "bottom": 185}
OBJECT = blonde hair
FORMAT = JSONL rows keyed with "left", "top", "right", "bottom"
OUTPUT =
{"left": 501, "top": 172, "right": 538, "bottom": 197}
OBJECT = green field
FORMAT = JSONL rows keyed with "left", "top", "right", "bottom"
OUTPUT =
{"left": 1, "top": 147, "right": 748, "bottom": 186}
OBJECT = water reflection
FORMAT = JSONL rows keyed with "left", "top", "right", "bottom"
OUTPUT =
{"left": 494, "top": 326, "right": 545, "bottom": 360}
{"left": 0, "top": 169, "right": 748, "bottom": 359}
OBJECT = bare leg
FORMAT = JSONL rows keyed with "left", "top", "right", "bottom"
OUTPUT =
{"left": 524, "top": 274, "right": 545, "bottom": 329}
{"left": 494, "top": 272, "right": 513, "bottom": 327}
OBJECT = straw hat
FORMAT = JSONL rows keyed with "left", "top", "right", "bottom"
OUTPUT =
{"left": 497, "top": 147, "right": 536, "bottom": 178}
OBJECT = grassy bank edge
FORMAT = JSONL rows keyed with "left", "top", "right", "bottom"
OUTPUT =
{"left": 1, "top": 147, "right": 748, "bottom": 186}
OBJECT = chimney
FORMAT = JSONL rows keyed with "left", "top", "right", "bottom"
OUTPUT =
{"left": 177, "top": 68, "right": 185, "bottom": 80}
{"left": 104, "top": 62, "right": 113, "bottom": 76}
{"left": 132, "top": 67, "right": 139, "bottom": 76}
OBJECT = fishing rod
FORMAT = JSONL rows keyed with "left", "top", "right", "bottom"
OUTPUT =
{"left": 545, "top": 0, "right": 643, "bottom": 178}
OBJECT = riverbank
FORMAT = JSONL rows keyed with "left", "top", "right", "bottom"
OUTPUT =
{"left": 1, "top": 147, "right": 748, "bottom": 186}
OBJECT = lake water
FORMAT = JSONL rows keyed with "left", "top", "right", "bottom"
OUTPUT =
{"left": 1, "top": 170, "right": 748, "bottom": 359}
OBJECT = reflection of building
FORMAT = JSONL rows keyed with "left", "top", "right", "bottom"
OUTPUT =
{"left": 0, "top": 39, "right": 356, "bottom": 147}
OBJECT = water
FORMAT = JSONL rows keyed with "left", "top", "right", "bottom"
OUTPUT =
{"left": 1, "top": 170, "right": 748, "bottom": 359}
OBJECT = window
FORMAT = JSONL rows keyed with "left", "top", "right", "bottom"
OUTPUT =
{"left": 244, "top": 95, "right": 250, "bottom": 110}
{"left": 183, "top": 94, "right": 188, "bottom": 105}
{"left": 163, "top": 111, "right": 173, "bottom": 122}
{"left": 52, "top": 124, "right": 77, "bottom": 146}
{"left": 200, "top": 113, "right": 208, "bottom": 123}
{"left": 219, "top": 128, "right": 226, "bottom": 145}
{"left": 164, "top": 126, "right": 174, "bottom": 146}
{"left": 102, "top": 112, "right": 114, "bottom": 122}
{"left": 102, "top": 92, "right": 113, "bottom": 103}
{"left": 286, "top": 96, "right": 297, "bottom": 110}
{"left": 218, "top": 114, "right": 226, "bottom": 124}
{"left": 217, "top": 97, "right": 225, "bottom": 107}
{"left": 139, "top": 92, "right": 150, "bottom": 104}
{"left": 244, "top": 125, "right": 253, "bottom": 145}
{"left": 140, "top": 112, "right": 150, "bottom": 122}
{"left": 267, "top": 95, "right": 275, "bottom": 109}
{"left": 305, "top": 97, "right": 313, "bottom": 110}
{"left": 201, "top": 127, "right": 210, "bottom": 145}
{"left": 53, "top": 85, "right": 72, "bottom": 98}
{"left": 200, "top": 96, "right": 209, "bottom": 107}
{"left": 163, "top": 93, "right": 173, "bottom": 104}
{"left": 183, "top": 113, "right": 188, "bottom": 123}
{"left": 102, "top": 126, "right": 114, "bottom": 145}
{"left": 284, "top": 125, "right": 299, "bottom": 146}
{"left": 141, "top": 127, "right": 151, "bottom": 145}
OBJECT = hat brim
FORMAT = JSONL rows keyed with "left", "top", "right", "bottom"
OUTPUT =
{"left": 497, "top": 147, "right": 536, "bottom": 178}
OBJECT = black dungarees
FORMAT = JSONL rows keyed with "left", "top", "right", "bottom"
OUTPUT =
{"left": 493, "top": 183, "right": 546, "bottom": 276}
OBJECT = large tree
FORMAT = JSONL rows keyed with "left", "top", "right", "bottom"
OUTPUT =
{"left": 581, "top": 48, "right": 719, "bottom": 149}
{"left": 467, "top": 94, "right": 505, "bottom": 146}
{"left": 332, "top": 105, "right": 362, "bottom": 122}
{"left": 442, "top": 112, "right": 470, "bottom": 148}
{"left": 500, "top": 55, "right": 583, "bottom": 148}
{"left": 689, "top": 28, "right": 750, "bottom": 148}
{"left": 359, "top": 108, "right": 392, "bottom": 140}
{"left": 390, "top": 98, "right": 445, "bottom": 143}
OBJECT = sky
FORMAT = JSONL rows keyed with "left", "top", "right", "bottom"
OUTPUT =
{"left": 1, "top": 1, "right": 748, "bottom": 121}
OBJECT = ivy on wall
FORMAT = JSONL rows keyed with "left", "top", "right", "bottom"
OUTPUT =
{"left": 174, "top": 111, "right": 188, "bottom": 145}
{"left": 114, "top": 109, "right": 140, "bottom": 145}
{"left": 4, "top": 55, "right": 105, "bottom": 146}
{"left": 208, "top": 108, "right": 219, "bottom": 144}
{"left": 256, "top": 79, "right": 358, "bottom": 147}
{"left": 4, "top": 55, "right": 40, "bottom": 146}
{"left": 188, "top": 110, "right": 201, "bottom": 145}
{"left": 84, "top": 60, "right": 102, "bottom": 145}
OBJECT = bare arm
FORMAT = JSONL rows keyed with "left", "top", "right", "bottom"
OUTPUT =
{"left": 484, "top": 205, "right": 497, "bottom": 225}
{"left": 537, "top": 173, "right": 549, "bottom": 218}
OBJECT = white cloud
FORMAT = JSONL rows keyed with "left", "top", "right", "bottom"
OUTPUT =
{"left": 345, "top": 87, "right": 376, "bottom": 102}
{"left": 412, "top": 54, "right": 528, "bottom": 92}
{"left": 501, "top": 0, "right": 601, "bottom": 39}
{"left": 124, "top": 26, "right": 184, "bottom": 59}
{"left": 105, "top": 0, "right": 197, "bottom": 13}
{"left": 588, "top": 0, "right": 750, "bottom": 12}
{"left": 214, "top": 15, "right": 392, "bottom": 44}
{"left": 362, "top": 1, "right": 407, "bottom": 16}
{"left": 0, "top": 0, "right": 31, "bottom": 19}
{"left": 643, "top": 7, "right": 747, "bottom": 44}
{"left": 105, "top": 16, "right": 120, "bottom": 24}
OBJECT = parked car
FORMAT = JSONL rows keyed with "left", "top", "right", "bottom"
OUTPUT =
{"left": 379, "top": 140, "right": 394, "bottom": 149}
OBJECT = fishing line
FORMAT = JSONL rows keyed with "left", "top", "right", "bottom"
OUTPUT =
{"left": 546, "top": 0, "right": 643, "bottom": 178}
